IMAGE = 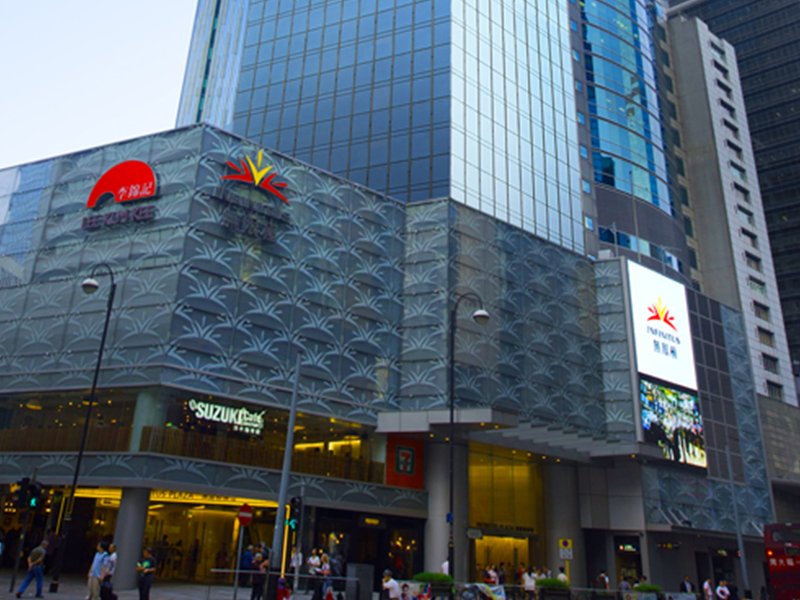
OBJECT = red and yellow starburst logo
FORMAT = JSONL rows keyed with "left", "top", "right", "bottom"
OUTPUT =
{"left": 222, "top": 149, "right": 288, "bottom": 204}
{"left": 647, "top": 297, "right": 677, "bottom": 331}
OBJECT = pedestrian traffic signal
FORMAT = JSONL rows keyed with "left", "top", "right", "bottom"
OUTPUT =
{"left": 287, "top": 496, "right": 302, "bottom": 531}
{"left": 27, "top": 482, "right": 43, "bottom": 510}
{"left": 13, "top": 477, "right": 30, "bottom": 508}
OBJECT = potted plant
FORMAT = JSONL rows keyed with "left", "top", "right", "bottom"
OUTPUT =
{"left": 537, "top": 577, "right": 571, "bottom": 600}
{"left": 634, "top": 583, "right": 662, "bottom": 600}
{"left": 413, "top": 572, "right": 454, "bottom": 599}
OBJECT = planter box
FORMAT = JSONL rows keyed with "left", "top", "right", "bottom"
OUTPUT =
{"left": 540, "top": 588, "right": 571, "bottom": 600}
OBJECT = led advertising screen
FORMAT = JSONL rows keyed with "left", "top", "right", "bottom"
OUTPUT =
{"left": 627, "top": 261, "right": 698, "bottom": 391}
{"left": 640, "top": 378, "right": 706, "bottom": 468}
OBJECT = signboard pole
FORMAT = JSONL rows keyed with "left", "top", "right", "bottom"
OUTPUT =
{"left": 292, "top": 483, "right": 306, "bottom": 593}
{"left": 233, "top": 522, "right": 245, "bottom": 600}
{"left": 725, "top": 445, "right": 751, "bottom": 595}
{"left": 271, "top": 350, "right": 303, "bottom": 574}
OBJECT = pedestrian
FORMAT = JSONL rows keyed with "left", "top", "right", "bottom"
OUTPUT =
{"left": 307, "top": 548, "right": 320, "bottom": 592}
{"left": 383, "top": 569, "right": 401, "bottom": 600}
{"left": 136, "top": 547, "right": 157, "bottom": 600}
{"left": 522, "top": 565, "right": 537, "bottom": 600}
{"left": 716, "top": 580, "right": 731, "bottom": 600}
{"left": 291, "top": 546, "right": 303, "bottom": 581}
{"left": 703, "top": 579, "right": 715, "bottom": 600}
{"left": 88, "top": 541, "right": 110, "bottom": 600}
{"left": 251, "top": 552, "right": 267, "bottom": 600}
{"left": 486, "top": 564, "right": 499, "bottom": 585}
{"left": 15, "top": 539, "right": 47, "bottom": 599}
{"left": 101, "top": 543, "right": 118, "bottom": 600}
{"left": 241, "top": 544, "right": 254, "bottom": 587}
{"left": 680, "top": 576, "right": 695, "bottom": 594}
{"left": 558, "top": 567, "right": 569, "bottom": 584}
{"left": 320, "top": 552, "right": 333, "bottom": 596}
{"left": 596, "top": 570, "right": 610, "bottom": 590}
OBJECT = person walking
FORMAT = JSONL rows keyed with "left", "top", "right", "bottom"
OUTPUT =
{"left": 680, "top": 576, "right": 695, "bottom": 594}
{"left": 307, "top": 548, "right": 320, "bottom": 593}
{"left": 522, "top": 565, "right": 537, "bottom": 600}
{"left": 704, "top": 579, "right": 715, "bottom": 600}
{"left": 250, "top": 552, "right": 267, "bottom": 600}
{"left": 383, "top": 569, "right": 401, "bottom": 600}
{"left": 136, "top": 547, "right": 157, "bottom": 600}
{"left": 596, "top": 570, "right": 610, "bottom": 590}
{"left": 716, "top": 580, "right": 731, "bottom": 600}
{"left": 15, "top": 539, "right": 47, "bottom": 599}
{"left": 88, "top": 541, "right": 110, "bottom": 600}
{"left": 101, "top": 543, "right": 118, "bottom": 600}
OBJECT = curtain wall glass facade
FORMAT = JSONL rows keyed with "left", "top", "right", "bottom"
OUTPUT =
{"left": 180, "top": 0, "right": 584, "bottom": 253}
{"left": 581, "top": 0, "right": 673, "bottom": 214}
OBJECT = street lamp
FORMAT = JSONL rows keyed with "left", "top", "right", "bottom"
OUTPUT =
{"left": 50, "top": 263, "right": 117, "bottom": 593}
{"left": 448, "top": 292, "right": 489, "bottom": 593}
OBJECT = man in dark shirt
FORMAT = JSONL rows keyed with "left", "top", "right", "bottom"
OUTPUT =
{"left": 16, "top": 539, "right": 48, "bottom": 598}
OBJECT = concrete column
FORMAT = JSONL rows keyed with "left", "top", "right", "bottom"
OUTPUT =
{"left": 112, "top": 487, "right": 150, "bottom": 589}
{"left": 544, "top": 463, "right": 586, "bottom": 587}
{"left": 129, "top": 389, "right": 167, "bottom": 451}
{"left": 424, "top": 439, "right": 468, "bottom": 580}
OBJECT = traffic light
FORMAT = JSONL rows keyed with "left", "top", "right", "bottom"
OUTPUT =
{"left": 287, "top": 496, "right": 302, "bottom": 531}
{"left": 13, "top": 477, "right": 30, "bottom": 508}
{"left": 27, "top": 481, "right": 43, "bottom": 510}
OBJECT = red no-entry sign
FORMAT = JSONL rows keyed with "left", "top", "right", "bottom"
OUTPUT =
{"left": 238, "top": 503, "right": 253, "bottom": 527}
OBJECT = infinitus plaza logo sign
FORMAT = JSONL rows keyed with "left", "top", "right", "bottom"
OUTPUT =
{"left": 82, "top": 160, "right": 159, "bottom": 231}
{"left": 216, "top": 149, "right": 289, "bottom": 243}
{"left": 628, "top": 261, "right": 697, "bottom": 391}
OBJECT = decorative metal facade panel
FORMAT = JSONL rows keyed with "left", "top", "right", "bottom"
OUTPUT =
{"left": 0, "top": 452, "right": 426, "bottom": 516}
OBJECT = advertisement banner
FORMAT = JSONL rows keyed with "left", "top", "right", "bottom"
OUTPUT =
{"left": 627, "top": 261, "right": 697, "bottom": 391}
{"left": 640, "top": 378, "right": 707, "bottom": 468}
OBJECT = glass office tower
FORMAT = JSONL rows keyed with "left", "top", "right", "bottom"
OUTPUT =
{"left": 573, "top": 0, "right": 691, "bottom": 274}
{"left": 178, "top": 0, "right": 585, "bottom": 253}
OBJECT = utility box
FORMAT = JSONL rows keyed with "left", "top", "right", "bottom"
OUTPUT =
{"left": 347, "top": 563, "right": 374, "bottom": 600}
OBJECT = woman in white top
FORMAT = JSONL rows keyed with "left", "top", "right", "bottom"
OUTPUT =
{"left": 522, "top": 567, "right": 537, "bottom": 600}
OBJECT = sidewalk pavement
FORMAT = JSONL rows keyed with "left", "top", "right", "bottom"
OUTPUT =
{"left": 0, "top": 572, "right": 319, "bottom": 600}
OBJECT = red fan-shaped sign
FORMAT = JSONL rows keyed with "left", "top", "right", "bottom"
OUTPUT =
{"left": 86, "top": 160, "right": 157, "bottom": 209}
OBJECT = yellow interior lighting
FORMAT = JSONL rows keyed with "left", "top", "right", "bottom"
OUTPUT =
{"left": 73, "top": 488, "right": 277, "bottom": 508}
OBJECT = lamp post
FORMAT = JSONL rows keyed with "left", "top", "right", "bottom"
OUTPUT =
{"left": 50, "top": 263, "right": 116, "bottom": 593}
{"left": 447, "top": 292, "right": 489, "bottom": 593}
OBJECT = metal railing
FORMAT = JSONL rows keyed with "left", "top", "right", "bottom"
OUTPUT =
{"left": 205, "top": 568, "right": 360, "bottom": 600}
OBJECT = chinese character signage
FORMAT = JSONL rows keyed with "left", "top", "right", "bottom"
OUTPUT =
{"left": 86, "top": 160, "right": 157, "bottom": 208}
{"left": 83, "top": 160, "right": 159, "bottom": 231}
{"left": 628, "top": 261, "right": 698, "bottom": 391}
{"left": 641, "top": 378, "right": 706, "bottom": 468}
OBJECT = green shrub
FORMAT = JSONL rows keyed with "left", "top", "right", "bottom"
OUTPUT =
{"left": 633, "top": 584, "right": 662, "bottom": 593}
{"left": 537, "top": 578, "right": 570, "bottom": 590}
{"left": 412, "top": 572, "right": 454, "bottom": 584}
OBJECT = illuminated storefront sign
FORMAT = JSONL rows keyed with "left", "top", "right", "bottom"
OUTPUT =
{"left": 640, "top": 378, "right": 706, "bottom": 468}
{"left": 628, "top": 261, "right": 697, "bottom": 391}
{"left": 187, "top": 399, "right": 266, "bottom": 436}
{"left": 82, "top": 160, "right": 159, "bottom": 231}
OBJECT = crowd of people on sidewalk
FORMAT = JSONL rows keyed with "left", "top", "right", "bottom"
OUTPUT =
{"left": 12, "top": 538, "right": 157, "bottom": 600}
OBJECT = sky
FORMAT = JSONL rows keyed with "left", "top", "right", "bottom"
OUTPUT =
{"left": 0, "top": 1, "right": 198, "bottom": 170}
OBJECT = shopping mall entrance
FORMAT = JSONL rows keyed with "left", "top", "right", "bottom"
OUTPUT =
{"left": 468, "top": 443, "right": 547, "bottom": 584}
{"left": 20, "top": 487, "right": 280, "bottom": 583}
